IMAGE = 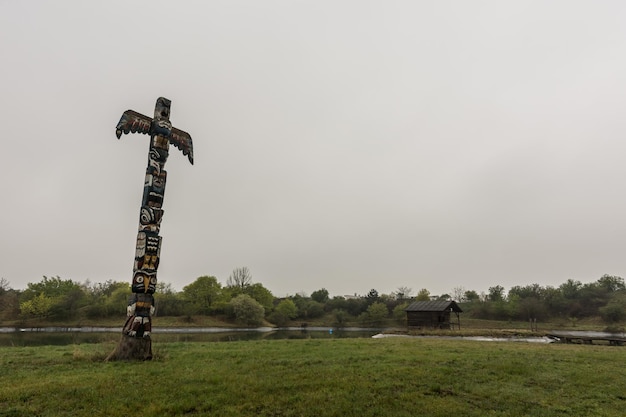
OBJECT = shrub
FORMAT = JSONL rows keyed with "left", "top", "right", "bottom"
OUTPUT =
{"left": 359, "top": 302, "right": 389, "bottom": 326}
{"left": 393, "top": 302, "right": 409, "bottom": 323}
{"left": 268, "top": 299, "right": 298, "bottom": 326}
{"left": 599, "top": 300, "right": 626, "bottom": 323}
{"left": 230, "top": 294, "right": 265, "bottom": 326}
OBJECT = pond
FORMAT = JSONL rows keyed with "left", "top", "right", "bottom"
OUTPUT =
{"left": 0, "top": 327, "right": 382, "bottom": 347}
{"left": 0, "top": 326, "right": 560, "bottom": 346}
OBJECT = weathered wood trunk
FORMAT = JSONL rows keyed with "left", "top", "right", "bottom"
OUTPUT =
{"left": 106, "top": 335, "right": 152, "bottom": 361}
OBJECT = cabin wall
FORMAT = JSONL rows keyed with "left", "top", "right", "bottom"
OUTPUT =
{"left": 406, "top": 311, "right": 452, "bottom": 329}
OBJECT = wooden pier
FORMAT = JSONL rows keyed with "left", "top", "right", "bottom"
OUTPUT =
{"left": 547, "top": 331, "right": 626, "bottom": 346}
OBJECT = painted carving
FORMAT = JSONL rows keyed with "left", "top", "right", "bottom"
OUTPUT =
{"left": 125, "top": 293, "right": 156, "bottom": 337}
{"left": 116, "top": 97, "right": 193, "bottom": 339}
{"left": 143, "top": 172, "right": 167, "bottom": 208}
{"left": 139, "top": 206, "right": 164, "bottom": 232}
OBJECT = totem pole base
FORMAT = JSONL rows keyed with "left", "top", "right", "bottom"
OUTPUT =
{"left": 106, "top": 335, "right": 153, "bottom": 362}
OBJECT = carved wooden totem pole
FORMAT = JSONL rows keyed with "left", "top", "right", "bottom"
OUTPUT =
{"left": 107, "top": 97, "right": 193, "bottom": 361}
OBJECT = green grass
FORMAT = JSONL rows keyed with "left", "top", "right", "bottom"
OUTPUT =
{"left": 2, "top": 338, "right": 626, "bottom": 416}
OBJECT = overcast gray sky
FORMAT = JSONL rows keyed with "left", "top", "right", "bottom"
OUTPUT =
{"left": 2, "top": 1, "right": 626, "bottom": 298}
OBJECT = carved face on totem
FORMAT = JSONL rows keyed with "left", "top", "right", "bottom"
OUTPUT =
{"left": 143, "top": 172, "right": 167, "bottom": 208}
{"left": 132, "top": 270, "right": 157, "bottom": 294}
{"left": 154, "top": 97, "right": 171, "bottom": 121}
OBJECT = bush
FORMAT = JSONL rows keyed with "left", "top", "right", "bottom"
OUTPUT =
{"left": 299, "top": 301, "right": 325, "bottom": 319}
{"left": 268, "top": 299, "right": 298, "bottom": 326}
{"left": 393, "top": 302, "right": 409, "bottom": 323}
{"left": 84, "top": 303, "right": 107, "bottom": 319}
{"left": 359, "top": 302, "right": 389, "bottom": 326}
{"left": 230, "top": 294, "right": 265, "bottom": 326}
{"left": 334, "top": 309, "right": 348, "bottom": 327}
{"left": 599, "top": 301, "right": 626, "bottom": 323}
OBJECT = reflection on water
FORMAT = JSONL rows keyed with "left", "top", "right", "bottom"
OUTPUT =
{"left": 0, "top": 327, "right": 380, "bottom": 347}
{"left": 0, "top": 332, "right": 117, "bottom": 347}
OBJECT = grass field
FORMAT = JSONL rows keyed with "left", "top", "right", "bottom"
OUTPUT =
{"left": 2, "top": 337, "right": 626, "bottom": 416}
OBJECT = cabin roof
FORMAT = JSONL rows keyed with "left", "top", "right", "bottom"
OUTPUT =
{"left": 404, "top": 300, "right": 463, "bottom": 313}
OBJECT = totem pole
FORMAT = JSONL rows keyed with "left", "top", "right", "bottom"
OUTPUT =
{"left": 107, "top": 97, "right": 193, "bottom": 361}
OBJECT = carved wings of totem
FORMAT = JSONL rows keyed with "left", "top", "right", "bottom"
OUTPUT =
{"left": 115, "top": 110, "right": 195, "bottom": 165}
{"left": 170, "top": 127, "right": 194, "bottom": 165}
{"left": 115, "top": 110, "right": 151, "bottom": 140}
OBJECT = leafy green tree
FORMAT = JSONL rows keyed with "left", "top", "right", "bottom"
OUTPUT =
{"left": 288, "top": 293, "right": 310, "bottom": 313}
{"left": 360, "top": 302, "right": 389, "bottom": 325}
{"left": 468, "top": 297, "right": 513, "bottom": 320}
{"left": 464, "top": 290, "right": 480, "bottom": 302}
{"left": 508, "top": 284, "right": 544, "bottom": 300}
{"left": 51, "top": 285, "right": 87, "bottom": 320}
{"left": 578, "top": 282, "right": 611, "bottom": 317}
{"left": 393, "top": 302, "right": 409, "bottom": 323}
{"left": 311, "top": 288, "right": 330, "bottom": 304}
{"left": 534, "top": 286, "right": 565, "bottom": 317}
{"left": 20, "top": 293, "right": 54, "bottom": 318}
{"left": 85, "top": 279, "right": 126, "bottom": 298}
{"left": 514, "top": 296, "right": 547, "bottom": 320}
{"left": 415, "top": 288, "right": 430, "bottom": 301}
{"left": 599, "top": 298, "right": 626, "bottom": 323}
{"left": 0, "top": 281, "right": 19, "bottom": 321}
{"left": 105, "top": 284, "right": 132, "bottom": 316}
{"left": 245, "top": 283, "right": 274, "bottom": 313}
{"left": 378, "top": 293, "right": 399, "bottom": 313}
{"left": 334, "top": 309, "right": 348, "bottom": 327}
{"left": 345, "top": 297, "right": 368, "bottom": 316}
{"left": 366, "top": 289, "right": 379, "bottom": 304}
{"left": 298, "top": 300, "right": 325, "bottom": 319}
{"left": 154, "top": 282, "right": 183, "bottom": 316}
{"left": 21, "top": 276, "right": 81, "bottom": 301}
{"left": 488, "top": 285, "right": 506, "bottom": 302}
{"left": 494, "top": 300, "right": 514, "bottom": 320}
{"left": 20, "top": 276, "right": 87, "bottom": 320}
{"left": 327, "top": 296, "right": 348, "bottom": 312}
{"left": 182, "top": 276, "right": 223, "bottom": 314}
{"left": 230, "top": 294, "right": 265, "bottom": 326}
{"left": 596, "top": 274, "right": 625, "bottom": 293}
{"left": 83, "top": 281, "right": 130, "bottom": 319}
{"left": 559, "top": 279, "right": 582, "bottom": 300}
{"left": 269, "top": 299, "right": 298, "bottom": 326}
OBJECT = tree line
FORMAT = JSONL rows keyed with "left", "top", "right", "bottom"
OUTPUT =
{"left": 1, "top": 270, "right": 625, "bottom": 327}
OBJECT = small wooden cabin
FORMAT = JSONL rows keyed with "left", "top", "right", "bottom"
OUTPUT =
{"left": 404, "top": 300, "right": 462, "bottom": 330}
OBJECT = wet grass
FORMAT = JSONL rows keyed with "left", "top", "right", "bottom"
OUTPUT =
{"left": 1, "top": 338, "right": 626, "bottom": 416}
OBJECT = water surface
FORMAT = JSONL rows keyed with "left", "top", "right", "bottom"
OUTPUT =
{"left": 0, "top": 327, "right": 379, "bottom": 346}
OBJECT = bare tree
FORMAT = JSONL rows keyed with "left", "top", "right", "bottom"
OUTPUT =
{"left": 452, "top": 286, "right": 466, "bottom": 302}
{"left": 227, "top": 267, "right": 252, "bottom": 290}
{"left": 0, "top": 278, "right": 10, "bottom": 295}
{"left": 394, "top": 286, "right": 412, "bottom": 301}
